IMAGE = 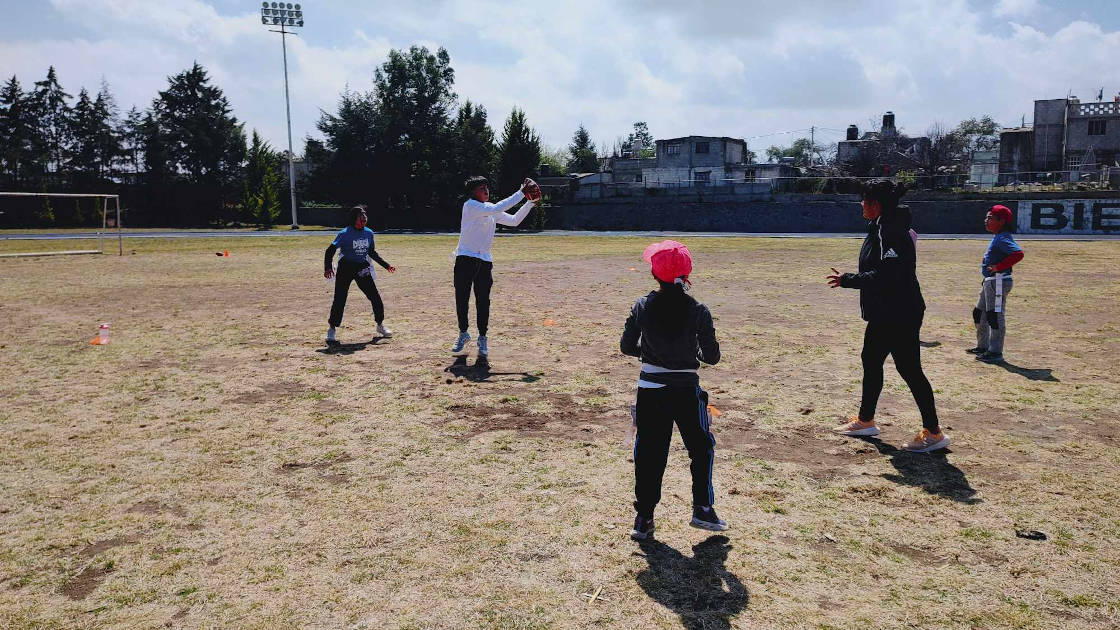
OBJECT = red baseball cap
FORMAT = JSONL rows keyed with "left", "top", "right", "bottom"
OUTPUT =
{"left": 989, "top": 204, "right": 1013, "bottom": 223}
{"left": 642, "top": 240, "right": 692, "bottom": 284}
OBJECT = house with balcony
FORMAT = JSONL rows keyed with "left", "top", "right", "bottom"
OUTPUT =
{"left": 642, "top": 136, "right": 749, "bottom": 187}
{"left": 999, "top": 95, "right": 1120, "bottom": 183}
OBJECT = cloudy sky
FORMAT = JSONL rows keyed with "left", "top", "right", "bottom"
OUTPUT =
{"left": 2, "top": 0, "right": 1118, "bottom": 155}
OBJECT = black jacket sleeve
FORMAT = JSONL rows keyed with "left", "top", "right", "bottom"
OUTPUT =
{"left": 620, "top": 302, "right": 642, "bottom": 358}
{"left": 696, "top": 305, "right": 721, "bottom": 365}
{"left": 369, "top": 249, "right": 391, "bottom": 269}
{"left": 324, "top": 244, "right": 337, "bottom": 270}
{"left": 839, "top": 223, "right": 914, "bottom": 292}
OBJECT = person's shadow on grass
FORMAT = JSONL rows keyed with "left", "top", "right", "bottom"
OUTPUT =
{"left": 635, "top": 535, "right": 748, "bottom": 630}
{"left": 857, "top": 437, "right": 980, "bottom": 504}
{"left": 444, "top": 356, "right": 542, "bottom": 383}
{"left": 996, "top": 361, "right": 1058, "bottom": 382}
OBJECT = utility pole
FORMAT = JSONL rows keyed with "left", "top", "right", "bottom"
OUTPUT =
{"left": 261, "top": 2, "right": 304, "bottom": 229}
{"left": 810, "top": 126, "right": 815, "bottom": 166}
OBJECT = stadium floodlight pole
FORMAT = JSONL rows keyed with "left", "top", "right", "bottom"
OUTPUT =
{"left": 261, "top": 2, "right": 304, "bottom": 229}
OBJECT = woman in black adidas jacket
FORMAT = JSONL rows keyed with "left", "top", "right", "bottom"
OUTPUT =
{"left": 827, "top": 180, "right": 948, "bottom": 453}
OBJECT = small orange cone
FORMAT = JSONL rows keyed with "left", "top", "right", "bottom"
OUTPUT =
{"left": 542, "top": 318, "right": 558, "bottom": 327}
{"left": 629, "top": 267, "right": 637, "bottom": 272}
{"left": 224, "top": 250, "right": 229, "bottom": 257}
{"left": 707, "top": 404, "right": 722, "bottom": 417}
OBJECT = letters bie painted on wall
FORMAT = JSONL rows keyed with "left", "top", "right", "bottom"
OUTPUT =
{"left": 1016, "top": 200, "right": 1120, "bottom": 234}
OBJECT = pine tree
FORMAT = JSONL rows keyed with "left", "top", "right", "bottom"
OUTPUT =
{"left": 241, "top": 130, "right": 283, "bottom": 226}
{"left": 566, "top": 124, "right": 598, "bottom": 173}
{"left": 154, "top": 62, "right": 245, "bottom": 223}
{"left": 496, "top": 107, "right": 541, "bottom": 198}
{"left": 31, "top": 66, "right": 72, "bottom": 177}
{"left": 93, "top": 80, "right": 120, "bottom": 180}
{"left": 625, "top": 122, "right": 655, "bottom": 158}
{"left": 119, "top": 106, "right": 144, "bottom": 175}
{"left": 452, "top": 100, "right": 496, "bottom": 182}
{"left": 68, "top": 88, "right": 99, "bottom": 183}
{"left": 0, "top": 76, "right": 37, "bottom": 187}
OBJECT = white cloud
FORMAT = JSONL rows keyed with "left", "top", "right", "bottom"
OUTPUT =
{"left": 0, "top": 0, "right": 1117, "bottom": 156}
{"left": 994, "top": 0, "right": 1041, "bottom": 18}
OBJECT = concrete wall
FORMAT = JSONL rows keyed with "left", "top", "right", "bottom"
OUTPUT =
{"left": 1033, "top": 99, "right": 1067, "bottom": 171}
{"left": 547, "top": 192, "right": 1120, "bottom": 234}
{"left": 1065, "top": 111, "right": 1120, "bottom": 164}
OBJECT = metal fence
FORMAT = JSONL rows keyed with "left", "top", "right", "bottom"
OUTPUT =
{"left": 569, "top": 169, "right": 1118, "bottom": 200}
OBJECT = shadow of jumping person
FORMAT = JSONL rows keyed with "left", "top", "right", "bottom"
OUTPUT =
{"left": 444, "top": 356, "right": 542, "bottom": 383}
{"left": 316, "top": 337, "right": 385, "bottom": 355}
{"left": 635, "top": 535, "right": 748, "bottom": 630}
{"left": 857, "top": 437, "right": 980, "bottom": 504}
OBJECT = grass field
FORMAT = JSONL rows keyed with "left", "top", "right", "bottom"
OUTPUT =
{"left": 1, "top": 234, "right": 1118, "bottom": 629}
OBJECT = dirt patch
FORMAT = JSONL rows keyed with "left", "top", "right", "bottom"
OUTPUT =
{"left": 882, "top": 541, "right": 951, "bottom": 567}
{"left": 126, "top": 499, "right": 187, "bottom": 518}
{"left": 227, "top": 380, "right": 311, "bottom": 405}
{"left": 60, "top": 564, "right": 113, "bottom": 600}
{"left": 278, "top": 452, "right": 355, "bottom": 473}
{"left": 77, "top": 535, "right": 139, "bottom": 559}
{"left": 446, "top": 392, "right": 618, "bottom": 438}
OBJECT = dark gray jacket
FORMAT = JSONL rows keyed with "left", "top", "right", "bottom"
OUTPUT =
{"left": 620, "top": 290, "right": 720, "bottom": 386}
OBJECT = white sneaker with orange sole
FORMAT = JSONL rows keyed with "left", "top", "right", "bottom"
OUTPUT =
{"left": 903, "top": 429, "right": 950, "bottom": 453}
{"left": 833, "top": 416, "right": 880, "bottom": 437}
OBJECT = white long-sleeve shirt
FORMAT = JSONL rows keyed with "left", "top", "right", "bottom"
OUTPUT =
{"left": 454, "top": 190, "right": 535, "bottom": 262}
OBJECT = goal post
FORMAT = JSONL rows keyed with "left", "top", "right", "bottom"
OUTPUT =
{"left": 0, "top": 192, "right": 122, "bottom": 257}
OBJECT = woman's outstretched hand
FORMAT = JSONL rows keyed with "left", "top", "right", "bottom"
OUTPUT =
{"left": 826, "top": 267, "right": 843, "bottom": 288}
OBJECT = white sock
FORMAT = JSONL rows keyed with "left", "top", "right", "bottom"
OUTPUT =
{"left": 326, "top": 327, "right": 336, "bottom": 341}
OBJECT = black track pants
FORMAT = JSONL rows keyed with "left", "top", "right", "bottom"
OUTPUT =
{"left": 858, "top": 318, "right": 939, "bottom": 431}
{"left": 453, "top": 255, "right": 493, "bottom": 336}
{"left": 328, "top": 259, "right": 384, "bottom": 327}
{"left": 633, "top": 385, "right": 716, "bottom": 518}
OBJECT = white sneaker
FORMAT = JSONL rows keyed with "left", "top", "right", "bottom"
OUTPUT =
{"left": 326, "top": 327, "right": 337, "bottom": 343}
{"left": 477, "top": 336, "right": 489, "bottom": 356}
{"left": 833, "top": 416, "right": 880, "bottom": 437}
{"left": 451, "top": 331, "right": 471, "bottom": 354}
{"left": 376, "top": 323, "right": 393, "bottom": 338}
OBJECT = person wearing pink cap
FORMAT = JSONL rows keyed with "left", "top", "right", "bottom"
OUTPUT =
{"left": 621, "top": 240, "right": 724, "bottom": 540}
{"left": 968, "top": 204, "right": 1024, "bottom": 363}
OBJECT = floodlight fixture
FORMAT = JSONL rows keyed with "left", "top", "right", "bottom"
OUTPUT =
{"left": 258, "top": 2, "right": 306, "bottom": 228}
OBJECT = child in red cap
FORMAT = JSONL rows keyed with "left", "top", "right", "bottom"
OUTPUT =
{"left": 621, "top": 240, "right": 724, "bottom": 540}
{"left": 968, "top": 204, "right": 1024, "bottom": 363}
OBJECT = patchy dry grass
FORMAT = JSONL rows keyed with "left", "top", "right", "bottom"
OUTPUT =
{"left": 0, "top": 234, "right": 1118, "bottom": 629}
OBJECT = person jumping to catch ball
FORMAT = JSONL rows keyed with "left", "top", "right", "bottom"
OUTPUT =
{"left": 451, "top": 176, "right": 538, "bottom": 357}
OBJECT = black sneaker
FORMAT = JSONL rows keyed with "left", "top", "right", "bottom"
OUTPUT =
{"left": 630, "top": 515, "right": 655, "bottom": 540}
{"left": 965, "top": 346, "right": 986, "bottom": 354}
{"left": 977, "top": 352, "right": 1005, "bottom": 364}
{"left": 690, "top": 506, "right": 729, "bottom": 532}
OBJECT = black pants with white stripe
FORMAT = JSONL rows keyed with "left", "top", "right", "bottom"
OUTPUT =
{"left": 633, "top": 385, "right": 715, "bottom": 518}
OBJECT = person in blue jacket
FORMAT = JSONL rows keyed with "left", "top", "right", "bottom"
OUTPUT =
{"left": 323, "top": 206, "right": 396, "bottom": 343}
{"left": 967, "top": 204, "right": 1024, "bottom": 363}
